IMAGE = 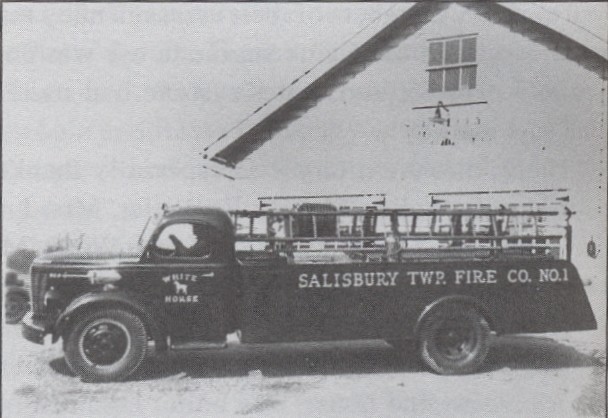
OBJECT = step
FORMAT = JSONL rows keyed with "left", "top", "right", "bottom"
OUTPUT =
{"left": 170, "top": 340, "right": 227, "bottom": 351}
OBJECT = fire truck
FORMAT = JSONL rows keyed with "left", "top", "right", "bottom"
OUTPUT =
{"left": 21, "top": 203, "right": 596, "bottom": 381}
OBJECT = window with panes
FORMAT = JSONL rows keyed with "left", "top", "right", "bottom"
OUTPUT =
{"left": 427, "top": 36, "right": 477, "bottom": 93}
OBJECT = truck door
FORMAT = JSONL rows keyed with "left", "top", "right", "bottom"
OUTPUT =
{"left": 149, "top": 221, "right": 236, "bottom": 343}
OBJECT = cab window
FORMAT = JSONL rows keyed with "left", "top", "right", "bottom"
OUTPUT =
{"left": 153, "top": 222, "right": 222, "bottom": 260}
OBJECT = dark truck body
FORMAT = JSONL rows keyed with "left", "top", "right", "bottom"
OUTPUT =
{"left": 22, "top": 205, "right": 596, "bottom": 380}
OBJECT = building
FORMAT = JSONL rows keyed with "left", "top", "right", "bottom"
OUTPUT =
{"left": 204, "top": 3, "right": 607, "bottom": 278}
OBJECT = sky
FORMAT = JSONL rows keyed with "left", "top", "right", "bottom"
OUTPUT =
{"left": 2, "top": 3, "right": 607, "bottom": 252}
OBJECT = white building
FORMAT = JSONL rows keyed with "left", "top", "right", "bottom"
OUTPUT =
{"left": 204, "top": 3, "right": 607, "bottom": 280}
{"left": 2, "top": 4, "right": 606, "bottom": 275}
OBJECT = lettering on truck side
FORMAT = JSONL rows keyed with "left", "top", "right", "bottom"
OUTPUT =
{"left": 298, "top": 268, "right": 571, "bottom": 288}
{"left": 298, "top": 272, "right": 399, "bottom": 288}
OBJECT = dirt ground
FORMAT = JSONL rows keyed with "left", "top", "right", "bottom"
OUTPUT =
{"left": 3, "top": 281, "right": 606, "bottom": 417}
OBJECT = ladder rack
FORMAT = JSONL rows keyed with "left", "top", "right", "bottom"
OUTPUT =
{"left": 230, "top": 207, "right": 569, "bottom": 264}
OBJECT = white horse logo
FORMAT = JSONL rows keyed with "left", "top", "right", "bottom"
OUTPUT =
{"left": 173, "top": 281, "right": 188, "bottom": 295}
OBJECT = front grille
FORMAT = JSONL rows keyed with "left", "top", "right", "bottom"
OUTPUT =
{"left": 30, "top": 271, "right": 47, "bottom": 317}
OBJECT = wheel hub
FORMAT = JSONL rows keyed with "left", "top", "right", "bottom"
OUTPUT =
{"left": 436, "top": 322, "right": 475, "bottom": 360}
{"left": 81, "top": 321, "right": 129, "bottom": 366}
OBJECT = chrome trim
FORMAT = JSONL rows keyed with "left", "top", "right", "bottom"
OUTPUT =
{"left": 32, "top": 263, "right": 230, "bottom": 270}
{"left": 30, "top": 272, "right": 47, "bottom": 317}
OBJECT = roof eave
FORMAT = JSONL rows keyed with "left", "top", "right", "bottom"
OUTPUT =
{"left": 211, "top": 2, "right": 448, "bottom": 167}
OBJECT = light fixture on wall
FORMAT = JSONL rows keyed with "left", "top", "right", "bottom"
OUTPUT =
{"left": 430, "top": 101, "right": 450, "bottom": 125}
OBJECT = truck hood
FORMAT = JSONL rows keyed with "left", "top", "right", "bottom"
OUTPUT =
{"left": 34, "top": 249, "right": 143, "bottom": 266}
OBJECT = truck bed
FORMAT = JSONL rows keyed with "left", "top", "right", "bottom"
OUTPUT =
{"left": 236, "top": 255, "right": 596, "bottom": 344}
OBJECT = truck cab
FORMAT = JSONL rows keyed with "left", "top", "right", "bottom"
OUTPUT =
{"left": 22, "top": 207, "right": 240, "bottom": 381}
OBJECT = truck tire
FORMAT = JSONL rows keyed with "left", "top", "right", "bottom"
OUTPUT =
{"left": 418, "top": 304, "right": 490, "bottom": 375}
{"left": 64, "top": 308, "right": 148, "bottom": 382}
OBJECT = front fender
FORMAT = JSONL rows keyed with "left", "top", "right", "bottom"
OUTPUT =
{"left": 53, "top": 290, "right": 166, "bottom": 350}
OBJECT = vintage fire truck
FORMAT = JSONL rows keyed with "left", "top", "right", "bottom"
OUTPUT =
{"left": 21, "top": 203, "right": 596, "bottom": 381}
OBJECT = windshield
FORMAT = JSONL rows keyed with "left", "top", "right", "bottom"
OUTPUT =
{"left": 138, "top": 211, "right": 164, "bottom": 247}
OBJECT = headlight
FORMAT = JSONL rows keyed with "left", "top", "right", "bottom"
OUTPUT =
{"left": 44, "top": 287, "right": 62, "bottom": 308}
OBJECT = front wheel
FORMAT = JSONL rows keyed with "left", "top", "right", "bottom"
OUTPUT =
{"left": 64, "top": 308, "right": 148, "bottom": 382}
{"left": 418, "top": 305, "right": 490, "bottom": 375}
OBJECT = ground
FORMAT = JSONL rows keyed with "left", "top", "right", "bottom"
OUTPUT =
{"left": 3, "top": 307, "right": 605, "bottom": 418}
{"left": 3, "top": 277, "right": 606, "bottom": 417}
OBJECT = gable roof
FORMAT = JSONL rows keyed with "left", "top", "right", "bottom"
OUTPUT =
{"left": 208, "top": 2, "right": 608, "bottom": 168}
{"left": 499, "top": 3, "right": 607, "bottom": 61}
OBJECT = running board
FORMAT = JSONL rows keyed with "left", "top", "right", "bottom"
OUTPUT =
{"left": 170, "top": 341, "right": 227, "bottom": 351}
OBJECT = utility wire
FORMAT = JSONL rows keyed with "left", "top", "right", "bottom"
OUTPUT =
{"left": 202, "top": 4, "right": 400, "bottom": 156}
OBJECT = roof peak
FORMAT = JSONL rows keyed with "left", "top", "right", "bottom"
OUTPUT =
{"left": 208, "top": 3, "right": 607, "bottom": 168}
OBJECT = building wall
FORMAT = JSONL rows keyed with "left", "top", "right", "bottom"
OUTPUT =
{"left": 235, "top": 4, "right": 606, "bottom": 277}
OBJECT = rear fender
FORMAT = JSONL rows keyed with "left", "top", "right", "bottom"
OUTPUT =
{"left": 415, "top": 295, "right": 496, "bottom": 337}
{"left": 53, "top": 291, "right": 167, "bottom": 350}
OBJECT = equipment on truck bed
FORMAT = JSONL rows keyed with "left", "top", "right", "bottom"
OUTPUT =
{"left": 231, "top": 205, "right": 569, "bottom": 263}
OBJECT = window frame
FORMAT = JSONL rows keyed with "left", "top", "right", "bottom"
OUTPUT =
{"left": 149, "top": 220, "right": 226, "bottom": 263}
{"left": 427, "top": 34, "right": 478, "bottom": 93}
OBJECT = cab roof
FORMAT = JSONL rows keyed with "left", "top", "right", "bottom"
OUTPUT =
{"left": 162, "top": 207, "right": 234, "bottom": 235}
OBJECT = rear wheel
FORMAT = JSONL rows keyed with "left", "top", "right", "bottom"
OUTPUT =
{"left": 64, "top": 308, "right": 148, "bottom": 382}
{"left": 418, "top": 304, "right": 490, "bottom": 375}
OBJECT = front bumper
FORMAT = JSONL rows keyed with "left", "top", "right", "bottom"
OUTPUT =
{"left": 21, "top": 311, "right": 49, "bottom": 344}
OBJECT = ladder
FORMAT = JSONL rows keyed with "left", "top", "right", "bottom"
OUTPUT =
{"left": 230, "top": 206, "right": 569, "bottom": 263}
